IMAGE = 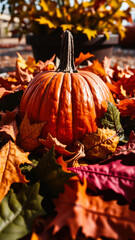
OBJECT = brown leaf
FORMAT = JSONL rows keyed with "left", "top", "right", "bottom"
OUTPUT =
{"left": 17, "top": 112, "right": 46, "bottom": 151}
{"left": 0, "top": 141, "right": 31, "bottom": 202}
{"left": 48, "top": 178, "right": 135, "bottom": 239}
{"left": 0, "top": 109, "right": 18, "bottom": 126}
{"left": 82, "top": 128, "right": 119, "bottom": 160}
{"left": 0, "top": 120, "right": 18, "bottom": 142}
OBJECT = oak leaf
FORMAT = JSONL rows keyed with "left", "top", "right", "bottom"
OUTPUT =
{"left": 82, "top": 128, "right": 119, "bottom": 160}
{"left": 0, "top": 140, "right": 31, "bottom": 202}
{"left": 17, "top": 112, "right": 46, "bottom": 151}
{"left": 48, "top": 179, "right": 135, "bottom": 239}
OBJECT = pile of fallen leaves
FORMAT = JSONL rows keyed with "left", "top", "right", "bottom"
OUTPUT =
{"left": 0, "top": 52, "right": 135, "bottom": 240}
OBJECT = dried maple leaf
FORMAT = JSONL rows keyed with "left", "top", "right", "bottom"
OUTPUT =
{"left": 0, "top": 140, "right": 31, "bottom": 202}
{"left": 116, "top": 98, "right": 135, "bottom": 119}
{"left": 0, "top": 120, "right": 18, "bottom": 142}
{"left": 75, "top": 52, "right": 94, "bottom": 67}
{"left": 115, "top": 130, "right": 135, "bottom": 155}
{"left": 80, "top": 59, "right": 107, "bottom": 79}
{"left": 16, "top": 61, "right": 33, "bottom": 85}
{"left": 39, "top": 133, "right": 75, "bottom": 157}
{"left": 48, "top": 179, "right": 135, "bottom": 239}
{"left": 16, "top": 52, "right": 28, "bottom": 69}
{"left": 0, "top": 109, "right": 18, "bottom": 126}
{"left": 0, "top": 76, "right": 19, "bottom": 90}
{"left": 103, "top": 56, "right": 114, "bottom": 79}
{"left": 82, "top": 128, "right": 119, "bottom": 160}
{"left": 26, "top": 56, "right": 39, "bottom": 73}
{"left": 17, "top": 112, "right": 46, "bottom": 151}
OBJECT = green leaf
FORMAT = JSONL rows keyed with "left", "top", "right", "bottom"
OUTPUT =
{"left": 0, "top": 183, "right": 45, "bottom": 240}
{"left": 101, "top": 101, "right": 124, "bottom": 141}
{"left": 0, "top": 90, "right": 23, "bottom": 112}
{"left": 32, "top": 147, "right": 75, "bottom": 199}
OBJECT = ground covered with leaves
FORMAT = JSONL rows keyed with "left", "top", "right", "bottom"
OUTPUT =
{"left": 0, "top": 52, "right": 135, "bottom": 240}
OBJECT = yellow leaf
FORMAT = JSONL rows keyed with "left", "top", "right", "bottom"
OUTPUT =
{"left": 83, "top": 28, "right": 97, "bottom": 40}
{"left": 56, "top": 8, "right": 62, "bottom": 18}
{"left": 60, "top": 24, "right": 74, "bottom": 31}
{"left": 0, "top": 141, "right": 31, "bottom": 202}
{"left": 17, "top": 112, "right": 46, "bottom": 151}
{"left": 26, "top": 56, "right": 38, "bottom": 73}
{"left": 76, "top": 25, "right": 97, "bottom": 40}
{"left": 82, "top": 128, "right": 119, "bottom": 160}
{"left": 39, "top": 0, "right": 49, "bottom": 12}
{"left": 16, "top": 52, "right": 27, "bottom": 70}
{"left": 36, "top": 17, "right": 57, "bottom": 29}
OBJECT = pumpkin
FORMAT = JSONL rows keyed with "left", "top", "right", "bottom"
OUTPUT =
{"left": 20, "top": 30, "right": 114, "bottom": 145}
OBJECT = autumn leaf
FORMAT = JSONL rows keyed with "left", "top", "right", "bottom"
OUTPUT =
{"left": 0, "top": 90, "right": 23, "bottom": 112}
{"left": 80, "top": 59, "right": 107, "bottom": 78}
{"left": 0, "top": 183, "right": 44, "bottom": 240}
{"left": 0, "top": 141, "right": 31, "bottom": 202}
{"left": 75, "top": 52, "right": 94, "bottom": 67}
{"left": 115, "top": 130, "right": 135, "bottom": 156}
{"left": 101, "top": 101, "right": 124, "bottom": 141}
{"left": 116, "top": 98, "right": 135, "bottom": 119}
{"left": 26, "top": 56, "right": 39, "bottom": 73}
{"left": 0, "top": 120, "right": 18, "bottom": 142}
{"left": 69, "top": 133, "right": 135, "bottom": 202}
{"left": 0, "top": 109, "right": 18, "bottom": 126}
{"left": 39, "top": 133, "right": 75, "bottom": 157}
{"left": 82, "top": 128, "right": 119, "bottom": 160}
{"left": 17, "top": 112, "right": 46, "bottom": 151}
{"left": 48, "top": 179, "right": 135, "bottom": 239}
{"left": 16, "top": 60, "right": 33, "bottom": 85}
{"left": 16, "top": 52, "right": 28, "bottom": 69}
{"left": 31, "top": 147, "right": 75, "bottom": 199}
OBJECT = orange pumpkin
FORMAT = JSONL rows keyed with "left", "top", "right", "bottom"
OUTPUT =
{"left": 20, "top": 30, "right": 114, "bottom": 145}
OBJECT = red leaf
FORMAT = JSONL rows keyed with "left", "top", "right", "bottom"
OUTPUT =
{"left": 68, "top": 132, "right": 135, "bottom": 202}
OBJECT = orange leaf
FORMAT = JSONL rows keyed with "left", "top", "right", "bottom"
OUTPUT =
{"left": 39, "top": 133, "right": 75, "bottom": 157}
{"left": 48, "top": 178, "right": 135, "bottom": 239}
{"left": 80, "top": 59, "right": 107, "bottom": 78}
{"left": 0, "top": 141, "right": 31, "bottom": 202}
{"left": 75, "top": 52, "right": 94, "bottom": 66}
{"left": 56, "top": 156, "right": 68, "bottom": 172}
{"left": 116, "top": 98, "right": 135, "bottom": 118}
{"left": 17, "top": 112, "right": 46, "bottom": 151}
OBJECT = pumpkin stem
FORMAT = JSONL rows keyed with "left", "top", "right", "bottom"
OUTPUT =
{"left": 57, "top": 30, "right": 78, "bottom": 73}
